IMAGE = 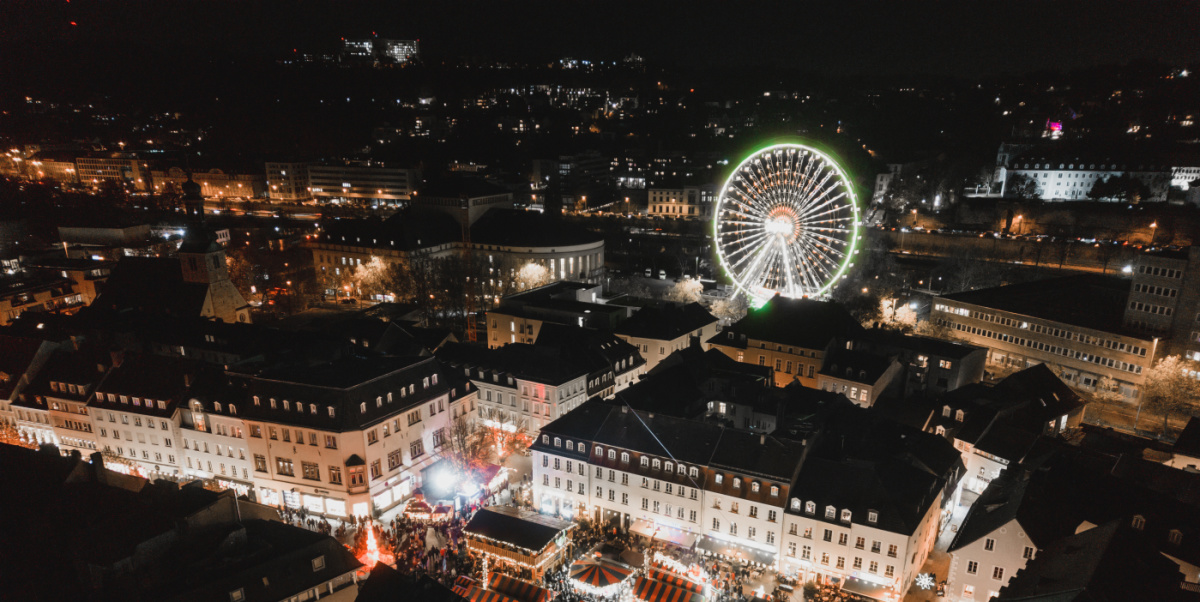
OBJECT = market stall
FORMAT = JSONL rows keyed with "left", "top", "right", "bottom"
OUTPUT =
{"left": 464, "top": 506, "right": 576, "bottom": 580}
{"left": 567, "top": 558, "right": 635, "bottom": 598}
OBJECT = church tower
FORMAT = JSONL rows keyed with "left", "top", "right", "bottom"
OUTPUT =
{"left": 178, "top": 228, "right": 229, "bottom": 284}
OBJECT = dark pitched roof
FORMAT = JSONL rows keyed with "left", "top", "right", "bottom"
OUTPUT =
{"left": 613, "top": 303, "right": 717, "bottom": 341}
{"left": 590, "top": 404, "right": 726, "bottom": 465}
{"left": 788, "top": 455, "right": 944, "bottom": 536}
{"left": 317, "top": 210, "right": 461, "bottom": 252}
{"left": 438, "top": 341, "right": 589, "bottom": 385}
{"left": 178, "top": 225, "right": 223, "bottom": 254}
{"left": 860, "top": 328, "right": 984, "bottom": 359}
{"left": 995, "top": 521, "right": 1185, "bottom": 602}
{"left": 1174, "top": 417, "right": 1200, "bottom": 459}
{"left": 818, "top": 348, "right": 896, "bottom": 384}
{"left": 708, "top": 430, "right": 806, "bottom": 481}
{"left": 464, "top": 506, "right": 574, "bottom": 553}
{"left": 940, "top": 274, "right": 1144, "bottom": 337}
{"left": 949, "top": 469, "right": 1040, "bottom": 552}
{"left": 91, "top": 256, "right": 210, "bottom": 318}
{"left": 238, "top": 355, "right": 474, "bottom": 432}
{"left": 931, "top": 364, "right": 1086, "bottom": 459}
{"left": 470, "top": 208, "right": 603, "bottom": 248}
{"left": 0, "top": 335, "right": 50, "bottom": 398}
{"left": 89, "top": 354, "right": 195, "bottom": 418}
{"left": 708, "top": 296, "right": 864, "bottom": 351}
{"left": 17, "top": 346, "right": 110, "bottom": 408}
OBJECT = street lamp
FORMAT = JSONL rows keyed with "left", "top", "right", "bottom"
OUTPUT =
{"left": 1014, "top": 214, "right": 1023, "bottom": 235}
{"left": 1150, "top": 221, "right": 1158, "bottom": 246}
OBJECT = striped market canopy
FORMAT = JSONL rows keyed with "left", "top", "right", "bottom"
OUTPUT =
{"left": 633, "top": 576, "right": 706, "bottom": 602}
{"left": 456, "top": 584, "right": 521, "bottom": 602}
{"left": 647, "top": 568, "right": 704, "bottom": 594}
{"left": 569, "top": 560, "right": 634, "bottom": 588}
{"left": 488, "top": 571, "right": 557, "bottom": 602}
{"left": 453, "top": 576, "right": 478, "bottom": 597}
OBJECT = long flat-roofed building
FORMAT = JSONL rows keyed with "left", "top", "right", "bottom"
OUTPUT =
{"left": 932, "top": 274, "right": 1155, "bottom": 402}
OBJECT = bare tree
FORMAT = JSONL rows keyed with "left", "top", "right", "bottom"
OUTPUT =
{"left": 665, "top": 278, "right": 704, "bottom": 304}
{"left": 1142, "top": 355, "right": 1200, "bottom": 434}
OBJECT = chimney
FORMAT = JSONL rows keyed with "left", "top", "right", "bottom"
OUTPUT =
{"left": 184, "top": 373, "right": 193, "bottom": 388}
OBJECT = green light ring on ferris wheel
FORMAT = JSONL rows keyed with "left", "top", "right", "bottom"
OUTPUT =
{"left": 713, "top": 142, "right": 862, "bottom": 303}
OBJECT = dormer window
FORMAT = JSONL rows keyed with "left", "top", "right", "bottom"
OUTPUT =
{"left": 309, "top": 403, "right": 316, "bottom": 414}
{"left": 432, "top": 374, "right": 438, "bottom": 385}
{"left": 253, "top": 396, "right": 260, "bottom": 406}
{"left": 565, "top": 439, "right": 572, "bottom": 449}
{"left": 770, "top": 486, "right": 779, "bottom": 497}
{"left": 1170, "top": 529, "right": 1183, "bottom": 545}
{"left": 641, "top": 456, "right": 649, "bottom": 467}
{"left": 825, "top": 506, "right": 836, "bottom": 519}
{"left": 791, "top": 498, "right": 801, "bottom": 510}
{"left": 841, "top": 509, "right": 852, "bottom": 523}
{"left": 594, "top": 445, "right": 603, "bottom": 456}
{"left": 690, "top": 467, "right": 699, "bottom": 478}
{"left": 868, "top": 510, "right": 878, "bottom": 524}
{"left": 715, "top": 474, "right": 724, "bottom": 485}
{"left": 665, "top": 461, "right": 673, "bottom": 473}
{"left": 542, "top": 435, "right": 549, "bottom": 444}
{"left": 359, "top": 402, "right": 366, "bottom": 414}
{"left": 608, "top": 450, "right": 616, "bottom": 460}
{"left": 955, "top": 409, "right": 965, "bottom": 422}
{"left": 1132, "top": 515, "right": 1146, "bottom": 530}
{"left": 269, "top": 398, "right": 276, "bottom": 409}
{"left": 752, "top": 482, "right": 760, "bottom": 493}
{"left": 328, "top": 407, "right": 336, "bottom": 418}
{"left": 621, "top": 452, "right": 629, "bottom": 463}
{"left": 805, "top": 501, "right": 816, "bottom": 514}
{"left": 214, "top": 402, "right": 222, "bottom": 413}
{"left": 578, "top": 442, "right": 586, "bottom": 453}
{"left": 554, "top": 437, "right": 561, "bottom": 447}
{"left": 942, "top": 405, "right": 951, "bottom": 418}
{"left": 733, "top": 479, "right": 741, "bottom": 489}
{"left": 653, "top": 459, "right": 661, "bottom": 469}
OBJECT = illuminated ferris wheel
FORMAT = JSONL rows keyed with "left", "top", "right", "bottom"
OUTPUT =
{"left": 714, "top": 143, "right": 861, "bottom": 302}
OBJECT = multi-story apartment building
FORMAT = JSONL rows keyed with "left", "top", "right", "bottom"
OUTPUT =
{"left": 855, "top": 329, "right": 987, "bottom": 397}
{"left": 1124, "top": 247, "right": 1200, "bottom": 361}
{"left": 152, "top": 167, "right": 265, "bottom": 199}
{"left": 308, "top": 163, "right": 418, "bottom": 203}
{"left": 614, "top": 302, "right": 720, "bottom": 372}
{"left": 75, "top": 156, "right": 149, "bottom": 190}
{"left": 25, "top": 153, "right": 78, "bottom": 184}
{"left": 814, "top": 348, "right": 901, "bottom": 408}
{"left": 0, "top": 334, "right": 57, "bottom": 428}
{"left": 12, "top": 346, "right": 105, "bottom": 449}
{"left": 231, "top": 354, "right": 474, "bottom": 518}
{"left": 932, "top": 274, "right": 1155, "bottom": 402}
{"left": 996, "top": 146, "right": 1171, "bottom": 201}
{"left": 647, "top": 184, "right": 715, "bottom": 219}
{"left": 708, "top": 296, "right": 865, "bottom": 388}
{"left": 88, "top": 354, "right": 189, "bottom": 480}
{"left": 946, "top": 470, "right": 1043, "bottom": 602}
{"left": 309, "top": 210, "right": 606, "bottom": 298}
{"left": 439, "top": 325, "right": 641, "bottom": 437}
{"left": 924, "top": 365, "right": 1085, "bottom": 495}
{"left": 533, "top": 399, "right": 959, "bottom": 599}
{"left": 0, "top": 273, "right": 86, "bottom": 326}
{"left": 266, "top": 161, "right": 311, "bottom": 201}
{"left": 487, "top": 282, "right": 627, "bottom": 348}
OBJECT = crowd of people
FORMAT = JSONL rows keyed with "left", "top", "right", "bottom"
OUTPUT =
{"left": 279, "top": 491, "right": 865, "bottom": 602}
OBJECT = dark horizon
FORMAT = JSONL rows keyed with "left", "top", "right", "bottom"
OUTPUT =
{"left": 2, "top": 0, "right": 1199, "bottom": 87}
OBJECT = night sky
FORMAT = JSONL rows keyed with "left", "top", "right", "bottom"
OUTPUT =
{"left": 2, "top": 0, "right": 1198, "bottom": 83}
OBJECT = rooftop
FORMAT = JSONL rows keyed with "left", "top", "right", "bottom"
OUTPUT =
{"left": 939, "top": 274, "right": 1145, "bottom": 338}
{"left": 613, "top": 302, "right": 717, "bottom": 341}
{"left": 464, "top": 506, "right": 574, "bottom": 553}
{"left": 709, "top": 296, "right": 864, "bottom": 351}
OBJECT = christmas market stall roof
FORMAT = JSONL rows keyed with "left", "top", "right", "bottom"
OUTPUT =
{"left": 463, "top": 506, "right": 574, "bottom": 553}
